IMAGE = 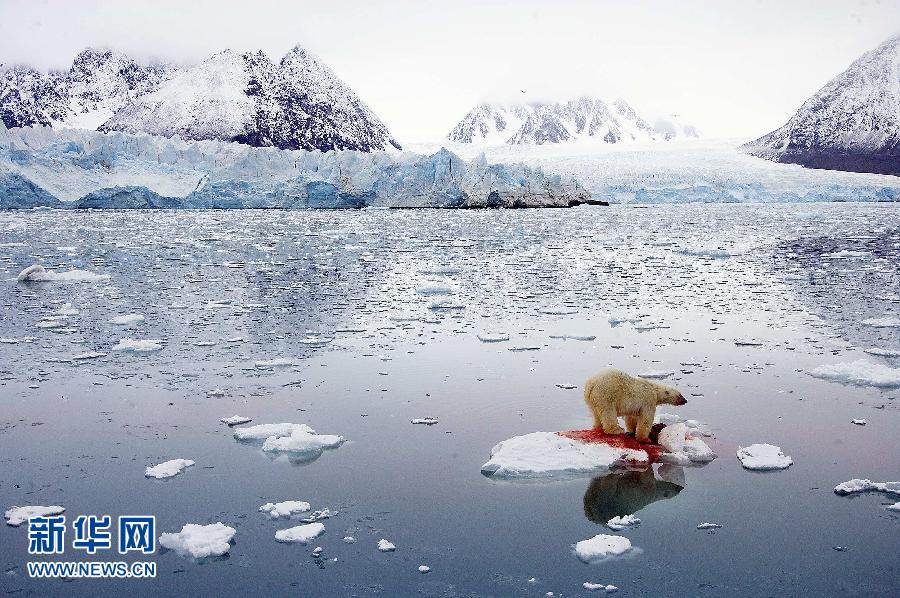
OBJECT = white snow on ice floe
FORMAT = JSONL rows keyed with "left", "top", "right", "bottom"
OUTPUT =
{"left": 481, "top": 432, "right": 648, "bottom": 478}
{"left": 833, "top": 479, "right": 900, "bottom": 496}
{"left": 16, "top": 264, "right": 110, "bottom": 283}
{"left": 5, "top": 505, "right": 65, "bottom": 526}
{"left": 697, "top": 522, "right": 723, "bottom": 530}
{"left": 862, "top": 317, "right": 900, "bottom": 328}
{"left": 638, "top": 370, "right": 675, "bottom": 380}
{"left": 259, "top": 500, "right": 311, "bottom": 518}
{"left": 220, "top": 415, "right": 251, "bottom": 426}
{"left": 418, "top": 565, "right": 431, "bottom": 573}
{"left": 808, "top": 360, "right": 900, "bottom": 388}
{"left": 574, "top": 534, "right": 633, "bottom": 563}
{"left": 112, "top": 338, "right": 163, "bottom": 353}
{"left": 232, "top": 422, "right": 344, "bottom": 454}
{"left": 411, "top": 417, "right": 438, "bottom": 425}
{"left": 606, "top": 515, "right": 640, "bottom": 531}
{"left": 145, "top": 459, "right": 195, "bottom": 479}
{"left": 863, "top": 348, "right": 900, "bottom": 358}
{"left": 159, "top": 522, "right": 235, "bottom": 558}
{"left": 736, "top": 444, "right": 792, "bottom": 470}
{"left": 109, "top": 313, "right": 145, "bottom": 325}
{"left": 377, "top": 539, "right": 396, "bottom": 552}
{"left": 254, "top": 358, "right": 295, "bottom": 368}
{"left": 233, "top": 423, "right": 313, "bottom": 440}
{"left": 583, "top": 582, "right": 618, "bottom": 592}
{"left": 56, "top": 303, "right": 79, "bottom": 315}
{"left": 658, "top": 423, "right": 717, "bottom": 465}
{"left": 275, "top": 522, "right": 325, "bottom": 544}
{"left": 851, "top": 419, "right": 867, "bottom": 426}
{"left": 477, "top": 332, "right": 510, "bottom": 343}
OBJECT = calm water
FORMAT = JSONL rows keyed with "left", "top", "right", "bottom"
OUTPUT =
{"left": 0, "top": 204, "right": 898, "bottom": 597}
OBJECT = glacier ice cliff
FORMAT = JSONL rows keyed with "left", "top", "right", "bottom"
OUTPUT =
{"left": 0, "top": 125, "right": 589, "bottom": 209}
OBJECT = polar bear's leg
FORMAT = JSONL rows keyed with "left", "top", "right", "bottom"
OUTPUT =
{"left": 600, "top": 407, "right": 624, "bottom": 435}
{"left": 625, "top": 415, "right": 637, "bottom": 434}
{"left": 634, "top": 407, "right": 655, "bottom": 443}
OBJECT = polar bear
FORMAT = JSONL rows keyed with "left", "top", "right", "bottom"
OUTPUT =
{"left": 584, "top": 369, "right": 687, "bottom": 443}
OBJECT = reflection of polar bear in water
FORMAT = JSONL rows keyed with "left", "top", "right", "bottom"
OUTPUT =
{"left": 583, "top": 466, "right": 685, "bottom": 524}
{"left": 584, "top": 369, "right": 687, "bottom": 443}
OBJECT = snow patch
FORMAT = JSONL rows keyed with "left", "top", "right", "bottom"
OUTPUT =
{"left": 736, "top": 444, "right": 792, "bottom": 470}
{"left": 159, "top": 522, "right": 235, "bottom": 558}
{"left": 259, "top": 501, "right": 311, "bottom": 518}
{"left": 574, "top": 534, "right": 633, "bottom": 563}
{"left": 145, "top": 459, "right": 194, "bottom": 479}
{"left": 274, "top": 522, "right": 325, "bottom": 544}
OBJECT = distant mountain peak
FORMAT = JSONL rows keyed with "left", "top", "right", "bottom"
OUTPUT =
{"left": 744, "top": 34, "right": 900, "bottom": 175}
{"left": 447, "top": 95, "right": 698, "bottom": 145}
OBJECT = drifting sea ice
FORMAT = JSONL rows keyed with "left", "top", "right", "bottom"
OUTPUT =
{"left": 574, "top": 534, "right": 633, "bottom": 563}
{"left": 145, "top": 459, "right": 195, "bottom": 479}
{"left": 16, "top": 264, "right": 110, "bottom": 283}
{"left": 5, "top": 505, "right": 65, "bottom": 526}
{"left": 863, "top": 348, "right": 900, "bottom": 358}
{"left": 808, "top": 360, "right": 900, "bottom": 388}
{"left": 262, "top": 428, "right": 344, "bottom": 453}
{"left": 658, "top": 423, "right": 717, "bottom": 465}
{"left": 274, "top": 522, "right": 325, "bottom": 544}
{"left": 377, "top": 539, "right": 396, "bottom": 552}
{"left": 112, "top": 338, "right": 163, "bottom": 353}
{"left": 259, "top": 501, "right": 312, "bottom": 518}
{"left": 736, "top": 444, "right": 792, "bottom": 470}
{"left": 833, "top": 479, "right": 900, "bottom": 497}
{"left": 159, "top": 522, "right": 235, "bottom": 558}
{"left": 220, "top": 415, "right": 252, "bottom": 426}
{"left": 109, "top": 313, "right": 145, "bottom": 325}
{"left": 233, "top": 423, "right": 314, "bottom": 440}
{"left": 861, "top": 317, "right": 900, "bottom": 328}
{"left": 583, "top": 582, "right": 618, "bottom": 592}
{"left": 477, "top": 332, "right": 510, "bottom": 343}
{"left": 606, "top": 515, "right": 640, "bottom": 531}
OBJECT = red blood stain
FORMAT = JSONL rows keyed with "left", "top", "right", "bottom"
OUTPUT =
{"left": 557, "top": 425, "right": 667, "bottom": 463}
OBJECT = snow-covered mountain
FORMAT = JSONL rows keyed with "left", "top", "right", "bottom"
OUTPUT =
{"left": 0, "top": 48, "right": 173, "bottom": 131}
{"left": 0, "top": 45, "right": 400, "bottom": 152}
{"left": 447, "top": 96, "right": 699, "bottom": 145}
{"left": 744, "top": 34, "right": 900, "bottom": 176}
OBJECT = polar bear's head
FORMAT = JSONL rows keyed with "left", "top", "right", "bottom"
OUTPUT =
{"left": 656, "top": 384, "right": 687, "bottom": 406}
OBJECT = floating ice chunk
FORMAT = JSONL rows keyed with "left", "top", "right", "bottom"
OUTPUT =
{"left": 734, "top": 339, "right": 764, "bottom": 347}
{"left": 5, "top": 505, "right": 65, "bottom": 527}
{"left": 736, "top": 444, "right": 792, "bottom": 470}
{"left": 675, "top": 247, "right": 736, "bottom": 259}
{"left": 112, "top": 339, "right": 163, "bottom": 353}
{"left": 888, "top": 502, "right": 900, "bottom": 512}
{"left": 638, "top": 370, "right": 675, "bottom": 380}
{"left": 233, "top": 423, "right": 314, "bottom": 440}
{"left": 833, "top": 479, "right": 900, "bottom": 497}
{"left": 72, "top": 351, "right": 106, "bottom": 360}
{"left": 549, "top": 334, "right": 596, "bottom": 341}
{"left": 481, "top": 432, "right": 648, "bottom": 478}
{"left": 477, "top": 332, "right": 510, "bottom": 343}
{"left": 574, "top": 534, "right": 632, "bottom": 563}
{"left": 606, "top": 515, "right": 640, "bottom": 531}
{"left": 418, "top": 565, "right": 431, "bottom": 573}
{"left": 254, "top": 358, "right": 294, "bottom": 368}
{"left": 377, "top": 539, "right": 396, "bottom": 552}
{"left": 56, "top": 303, "right": 79, "bottom": 316}
{"left": 864, "top": 348, "right": 900, "bottom": 358}
{"left": 145, "top": 459, "right": 195, "bottom": 479}
{"left": 658, "top": 423, "right": 717, "bottom": 465}
{"left": 343, "top": 536, "right": 357, "bottom": 543}
{"left": 415, "top": 284, "right": 453, "bottom": 296}
{"left": 207, "top": 388, "right": 226, "bottom": 397}
{"left": 655, "top": 413, "right": 712, "bottom": 437}
{"left": 808, "top": 360, "right": 900, "bottom": 388}
{"left": 583, "top": 582, "right": 618, "bottom": 592}
{"left": 608, "top": 315, "right": 641, "bottom": 326}
{"left": 262, "top": 428, "right": 344, "bottom": 453}
{"left": 851, "top": 419, "right": 867, "bottom": 426}
{"left": 862, "top": 317, "right": 900, "bottom": 328}
{"left": 259, "top": 501, "right": 311, "bottom": 518}
{"left": 109, "top": 313, "right": 145, "bottom": 325}
{"left": 275, "top": 522, "right": 325, "bottom": 544}
{"left": 220, "top": 415, "right": 251, "bottom": 426}
{"left": 508, "top": 345, "right": 541, "bottom": 352}
{"left": 697, "top": 522, "right": 723, "bottom": 530}
{"left": 159, "top": 522, "right": 235, "bottom": 558}
{"left": 428, "top": 298, "right": 465, "bottom": 310}
{"left": 411, "top": 417, "right": 439, "bottom": 425}
{"left": 301, "top": 508, "right": 333, "bottom": 523}
{"left": 17, "top": 264, "right": 109, "bottom": 283}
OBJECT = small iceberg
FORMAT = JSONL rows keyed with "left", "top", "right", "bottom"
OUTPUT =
{"left": 275, "top": 522, "right": 325, "bottom": 544}
{"left": 113, "top": 339, "right": 163, "bottom": 353}
{"left": 736, "top": 444, "right": 792, "bottom": 470}
{"left": 220, "top": 415, "right": 251, "bottom": 426}
{"left": 574, "top": 534, "right": 633, "bottom": 563}
{"left": 477, "top": 332, "right": 510, "bottom": 343}
{"left": 17, "top": 264, "right": 110, "bottom": 283}
{"left": 5, "top": 505, "right": 65, "bottom": 527}
{"left": 808, "top": 360, "right": 900, "bottom": 388}
{"left": 145, "top": 459, "right": 195, "bottom": 479}
{"left": 606, "top": 515, "right": 640, "bottom": 531}
{"left": 233, "top": 423, "right": 344, "bottom": 457}
{"left": 377, "top": 539, "right": 396, "bottom": 552}
{"left": 862, "top": 317, "right": 900, "bottom": 328}
{"left": 833, "top": 479, "right": 900, "bottom": 497}
{"left": 159, "top": 523, "right": 235, "bottom": 558}
{"left": 109, "top": 313, "right": 145, "bottom": 325}
{"left": 259, "top": 501, "right": 312, "bottom": 519}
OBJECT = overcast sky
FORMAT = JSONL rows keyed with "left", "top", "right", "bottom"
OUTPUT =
{"left": 1, "top": 0, "right": 898, "bottom": 143}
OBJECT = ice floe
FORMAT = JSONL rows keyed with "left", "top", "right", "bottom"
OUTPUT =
{"left": 736, "top": 444, "right": 792, "bottom": 470}
{"left": 233, "top": 423, "right": 311, "bottom": 440}
{"left": 583, "top": 583, "right": 618, "bottom": 593}
{"left": 657, "top": 423, "right": 717, "bottom": 465}
{"left": 274, "top": 522, "right": 325, "bottom": 544}
{"left": 851, "top": 419, "right": 867, "bottom": 426}
{"left": 377, "top": 539, "right": 396, "bottom": 552}
{"left": 574, "top": 534, "right": 632, "bottom": 563}
{"left": 833, "top": 479, "right": 900, "bottom": 497}
{"left": 863, "top": 348, "right": 900, "bottom": 358}
{"left": 259, "top": 500, "right": 311, "bottom": 518}
{"left": 418, "top": 565, "right": 431, "bottom": 573}
{"left": 411, "top": 417, "right": 438, "bottom": 425}
{"left": 233, "top": 422, "right": 344, "bottom": 455}
{"left": 56, "top": 303, "right": 79, "bottom": 316}
{"left": 220, "top": 415, "right": 252, "bottom": 426}
{"left": 638, "top": 370, "right": 675, "bottom": 380}
{"left": 109, "top": 313, "right": 145, "bottom": 325}
{"left": 862, "top": 317, "right": 900, "bottom": 328}
{"left": 72, "top": 351, "right": 106, "bottom": 360}
{"left": 808, "top": 360, "right": 900, "bottom": 388}
{"left": 159, "top": 522, "right": 235, "bottom": 558}
{"left": 5, "top": 505, "right": 65, "bottom": 526}
{"left": 697, "top": 522, "right": 723, "bottom": 530}
{"left": 254, "top": 358, "right": 295, "bottom": 368}
{"left": 16, "top": 264, "right": 110, "bottom": 283}
{"left": 477, "top": 332, "right": 510, "bottom": 343}
{"left": 606, "top": 515, "right": 640, "bottom": 531}
{"left": 145, "top": 459, "right": 195, "bottom": 479}
{"left": 113, "top": 338, "right": 163, "bottom": 353}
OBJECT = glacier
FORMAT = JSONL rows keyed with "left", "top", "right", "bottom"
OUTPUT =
{"left": 0, "top": 124, "right": 589, "bottom": 209}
